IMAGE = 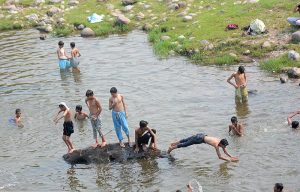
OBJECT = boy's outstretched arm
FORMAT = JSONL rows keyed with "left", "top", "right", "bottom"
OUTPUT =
{"left": 227, "top": 74, "right": 237, "bottom": 88}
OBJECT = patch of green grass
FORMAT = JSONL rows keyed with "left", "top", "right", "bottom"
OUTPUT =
{"left": 53, "top": 25, "right": 73, "bottom": 37}
{"left": 0, "top": 20, "right": 23, "bottom": 31}
{"left": 212, "top": 55, "right": 240, "bottom": 65}
{"left": 261, "top": 54, "right": 300, "bottom": 72}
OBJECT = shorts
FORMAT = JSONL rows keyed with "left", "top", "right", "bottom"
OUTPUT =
{"left": 63, "top": 121, "right": 74, "bottom": 136}
{"left": 177, "top": 133, "right": 206, "bottom": 148}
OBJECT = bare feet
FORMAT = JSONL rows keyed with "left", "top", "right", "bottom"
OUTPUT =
{"left": 119, "top": 142, "right": 125, "bottom": 148}
{"left": 68, "top": 149, "right": 75, "bottom": 154}
{"left": 167, "top": 145, "right": 175, "bottom": 154}
{"left": 128, "top": 142, "right": 133, "bottom": 148}
{"left": 92, "top": 143, "right": 98, "bottom": 148}
{"left": 100, "top": 141, "right": 107, "bottom": 148}
{"left": 142, "top": 145, "right": 148, "bottom": 152}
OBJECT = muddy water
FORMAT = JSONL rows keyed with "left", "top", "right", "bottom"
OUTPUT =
{"left": 0, "top": 29, "right": 300, "bottom": 192}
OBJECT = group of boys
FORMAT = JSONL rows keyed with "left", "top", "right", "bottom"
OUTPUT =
{"left": 53, "top": 87, "right": 158, "bottom": 154}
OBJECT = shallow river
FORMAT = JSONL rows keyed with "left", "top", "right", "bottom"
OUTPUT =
{"left": 0, "top": 29, "right": 300, "bottom": 192}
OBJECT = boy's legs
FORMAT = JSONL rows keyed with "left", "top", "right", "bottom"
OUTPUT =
{"left": 62, "top": 135, "right": 71, "bottom": 152}
{"left": 66, "top": 136, "right": 75, "bottom": 153}
{"left": 119, "top": 111, "right": 131, "bottom": 146}
{"left": 112, "top": 111, "right": 124, "bottom": 147}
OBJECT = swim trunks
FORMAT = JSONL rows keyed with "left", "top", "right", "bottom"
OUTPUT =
{"left": 89, "top": 114, "right": 103, "bottom": 139}
{"left": 235, "top": 87, "right": 248, "bottom": 101}
{"left": 177, "top": 133, "right": 206, "bottom": 148}
{"left": 70, "top": 57, "right": 79, "bottom": 68}
{"left": 137, "top": 129, "right": 156, "bottom": 146}
{"left": 63, "top": 121, "right": 74, "bottom": 136}
{"left": 58, "top": 59, "right": 71, "bottom": 70}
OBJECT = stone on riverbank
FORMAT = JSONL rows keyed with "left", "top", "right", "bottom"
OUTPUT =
{"left": 161, "top": 35, "right": 170, "bottom": 40}
{"left": 116, "top": 14, "right": 131, "bottom": 24}
{"left": 81, "top": 27, "right": 95, "bottom": 37}
{"left": 35, "top": 0, "right": 45, "bottom": 5}
{"left": 287, "top": 67, "right": 300, "bottom": 78}
{"left": 26, "top": 13, "right": 39, "bottom": 22}
{"left": 142, "top": 23, "right": 152, "bottom": 31}
{"left": 288, "top": 50, "right": 300, "bottom": 61}
{"left": 262, "top": 41, "right": 271, "bottom": 48}
{"left": 68, "top": 0, "right": 79, "bottom": 6}
{"left": 76, "top": 24, "right": 85, "bottom": 30}
{"left": 47, "top": 7, "right": 61, "bottom": 17}
{"left": 63, "top": 142, "right": 169, "bottom": 165}
{"left": 122, "top": 0, "right": 137, "bottom": 6}
{"left": 49, "top": 0, "right": 61, "bottom": 4}
{"left": 182, "top": 15, "right": 192, "bottom": 22}
{"left": 135, "top": 12, "right": 144, "bottom": 20}
{"left": 291, "top": 31, "right": 300, "bottom": 43}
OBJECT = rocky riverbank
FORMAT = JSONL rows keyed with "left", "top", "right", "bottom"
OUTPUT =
{"left": 1, "top": 0, "right": 300, "bottom": 72}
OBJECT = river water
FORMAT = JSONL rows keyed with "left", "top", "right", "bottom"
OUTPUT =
{"left": 0, "top": 29, "right": 300, "bottom": 192}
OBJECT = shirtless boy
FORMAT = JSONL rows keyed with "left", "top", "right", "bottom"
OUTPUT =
{"left": 167, "top": 133, "right": 238, "bottom": 162}
{"left": 227, "top": 66, "right": 248, "bottom": 102}
{"left": 287, "top": 110, "right": 300, "bottom": 129}
{"left": 14, "top": 108, "right": 22, "bottom": 126}
{"left": 85, "top": 90, "right": 106, "bottom": 148}
{"left": 109, "top": 87, "right": 131, "bottom": 147}
{"left": 70, "top": 42, "right": 81, "bottom": 73}
{"left": 54, "top": 102, "right": 75, "bottom": 153}
{"left": 57, "top": 41, "right": 70, "bottom": 69}
{"left": 134, "top": 120, "right": 157, "bottom": 153}
{"left": 229, "top": 116, "right": 244, "bottom": 136}
{"left": 74, "top": 105, "right": 88, "bottom": 120}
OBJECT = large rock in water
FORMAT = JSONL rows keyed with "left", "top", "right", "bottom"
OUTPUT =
{"left": 63, "top": 142, "right": 170, "bottom": 165}
{"left": 287, "top": 67, "right": 300, "bottom": 78}
{"left": 80, "top": 27, "right": 95, "bottom": 37}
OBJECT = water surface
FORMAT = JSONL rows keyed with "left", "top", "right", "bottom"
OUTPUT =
{"left": 0, "top": 29, "right": 300, "bottom": 192}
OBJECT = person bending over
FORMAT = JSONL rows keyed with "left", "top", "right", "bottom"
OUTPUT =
{"left": 134, "top": 120, "right": 157, "bottom": 153}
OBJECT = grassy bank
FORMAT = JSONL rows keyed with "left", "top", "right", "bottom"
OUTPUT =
{"left": 1, "top": 0, "right": 300, "bottom": 71}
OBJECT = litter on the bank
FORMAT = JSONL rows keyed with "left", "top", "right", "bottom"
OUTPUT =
{"left": 87, "top": 13, "right": 105, "bottom": 23}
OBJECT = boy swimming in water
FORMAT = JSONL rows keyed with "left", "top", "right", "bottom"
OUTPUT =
{"left": 227, "top": 66, "right": 248, "bottom": 102}
{"left": 85, "top": 90, "right": 107, "bottom": 148}
{"left": 287, "top": 110, "right": 300, "bottom": 129}
{"left": 70, "top": 42, "right": 81, "bottom": 73}
{"left": 109, "top": 87, "right": 131, "bottom": 148}
{"left": 57, "top": 41, "right": 70, "bottom": 70}
{"left": 14, "top": 108, "right": 22, "bottom": 127}
{"left": 54, "top": 102, "right": 75, "bottom": 153}
{"left": 168, "top": 134, "right": 238, "bottom": 162}
{"left": 273, "top": 183, "right": 283, "bottom": 192}
{"left": 74, "top": 105, "right": 88, "bottom": 120}
{"left": 228, "top": 116, "right": 244, "bottom": 136}
{"left": 134, "top": 120, "right": 157, "bottom": 153}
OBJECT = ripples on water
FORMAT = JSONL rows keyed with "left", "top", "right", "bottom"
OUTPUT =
{"left": 0, "top": 29, "right": 300, "bottom": 191}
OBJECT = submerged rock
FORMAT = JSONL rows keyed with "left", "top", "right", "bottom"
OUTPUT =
{"left": 63, "top": 143, "right": 170, "bottom": 165}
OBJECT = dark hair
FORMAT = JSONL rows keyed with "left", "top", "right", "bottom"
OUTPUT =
{"left": 58, "top": 41, "right": 64, "bottom": 46}
{"left": 139, "top": 120, "right": 148, "bottom": 128}
{"left": 110, "top": 87, "right": 117, "bottom": 94}
{"left": 76, "top": 105, "right": 82, "bottom": 111}
{"left": 86, "top": 89, "right": 94, "bottom": 97}
{"left": 231, "top": 116, "right": 237, "bottom": 123}
{"left": 70, "top": 42, "right": 75, "bottom": 48}
{"left": 274, "top": 183, "right": 283, "bottom": 191}
{"left": 238, "top": 66, "right": 245, "bottom": 74}
{"left": 219, "top": 139, "right": 229, "bottom": 147}
{"left": 15, "top": 108, "right": 21, "bottom": 114}
{"left": 58, "top": 104, "right": 64, "bottom": 108}
{"left": 292, "top": 121, "right": 299, "bottom": 129}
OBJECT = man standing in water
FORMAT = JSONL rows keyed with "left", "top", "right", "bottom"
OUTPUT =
{"left": 54, "top": 102, "right": 75, "bottom": 153}
{"left": 109, "top": 87, "right": 131, "bottom": 147}
{"left": 227, "top": 66, "right": 248, "bottom": 102}
{"left": 85, "top": 90, "right": 107, "bottom": 148}
{"left": 167, "top": 133, "right": 238, "bottom": 162}
{"left": 228, "top": 116, "right": 244, "bottom": 136}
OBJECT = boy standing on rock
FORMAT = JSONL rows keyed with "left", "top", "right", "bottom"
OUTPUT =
{"left": 109, "top": 87, "right": 131, "bottom": 148}
{"left": 85, "top": 90, "right": 107, "bottom": 148}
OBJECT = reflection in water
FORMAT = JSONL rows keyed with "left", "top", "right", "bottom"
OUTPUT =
{"left": 235, "top": 98, "right": 250, "bottom": 118}
{"left": 137, "top": 158, "right": 160, "bottom": 188}
{"left": 216, "top": 162, "right": 230, "bottom": 179}
{"left": 67, "top": 168, "right": 87, "bottom": 191}
{"left": 72, "top": 71, "right": 82, "bottom": 83}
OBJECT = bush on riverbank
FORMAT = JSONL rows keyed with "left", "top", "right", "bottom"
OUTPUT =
{"left": 261, "top": 54, "right": 300, "bottom": 73}
{"left": 1, "top": 0, "right": 300, "bottom": 71}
